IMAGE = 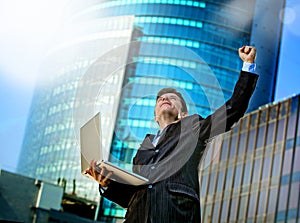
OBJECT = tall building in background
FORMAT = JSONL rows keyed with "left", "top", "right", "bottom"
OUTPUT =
{"left": 199, "top": 94, "right": 300, "bottom": 222}
{"left": 17, "top": 0, "right": 285, "bottom": 220}
{"left": 247, "top": 0, "right": 285, "bottom": 111}
{"left": 18, "top": 15, "right": 136, "bottom": 201}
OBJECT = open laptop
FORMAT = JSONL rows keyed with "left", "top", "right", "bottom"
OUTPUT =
{"left": 80, "top": 112, "right": 149, "bottom": 186}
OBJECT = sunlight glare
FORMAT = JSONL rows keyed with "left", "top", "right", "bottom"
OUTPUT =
{"left": 0, "top": 0, "right": 69, "bottom": 87}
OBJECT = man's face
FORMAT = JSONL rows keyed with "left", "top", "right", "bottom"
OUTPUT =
{"left": 154, "top": 93, "right": 183, "bottom": 121}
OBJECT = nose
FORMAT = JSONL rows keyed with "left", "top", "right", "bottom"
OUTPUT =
{"left": 161, "top": 95, "right": 169, "bottom": 101}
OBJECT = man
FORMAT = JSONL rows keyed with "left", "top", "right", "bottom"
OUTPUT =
{"left": 86, "top": 46, "right": 258, "bottom": 222}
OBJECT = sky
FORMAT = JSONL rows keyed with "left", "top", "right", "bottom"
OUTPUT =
{"left": 0, "top": 0, "right": 300, "bottom": 173}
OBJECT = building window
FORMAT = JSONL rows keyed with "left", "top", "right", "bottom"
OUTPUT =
{"left": 238, "top": 195, "right": 248, "bottom": 220}
{"left": 247, "top": 192, "right": 258, "bottom": 217}
{"left": 135, "top": 16, "right": 203, "bottom": 28}
{"left": 277, "top": 185, "right": 289, "bottom": 212}
{"left": 220, "top": 199, "right": 229, "bottom": 221}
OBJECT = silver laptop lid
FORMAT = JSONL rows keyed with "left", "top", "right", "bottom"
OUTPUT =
{"left": 80, "top": 112, "right": 102, "bottom": 174}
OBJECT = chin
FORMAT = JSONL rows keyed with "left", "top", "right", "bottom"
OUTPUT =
{"left": 160, "top": 109, "right": 178, "bottom": 117}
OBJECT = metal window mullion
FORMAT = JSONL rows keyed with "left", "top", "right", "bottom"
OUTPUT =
{"left": 216, "top": 131, "right": 233, "bottom": 223}
{"left": 226, "top": 122, "right": 243, "bottom": 222}
{"left": 264, "top": 103, "right": 280, "bottom": 221}
{"left": 244, "top": 111, "right": 260, "bottom": 222}
{"left": 285, "top": 96, "right": 300, "bottom": 221}
{"left": 201, "top": 141, "right": 216, "bottom": 222}
{"left": 209, "top": 134, "right": 224, "bottom": 222}
{"left": 274, "top": 99, "right": 292, "bottom": 221}
{"left": 253, "top": 108, "right": 271, "bottom": 222}
{"left": 236, "top": 115, "right": 251, "bottom": 221}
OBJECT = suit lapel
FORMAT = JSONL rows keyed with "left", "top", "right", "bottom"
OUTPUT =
{"left": 140, "top": 134, "right": 155, "bottom": 150}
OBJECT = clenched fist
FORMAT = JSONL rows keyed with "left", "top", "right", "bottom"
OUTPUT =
{"left": 239, "top": 46, "right": 256, "bottom": 63}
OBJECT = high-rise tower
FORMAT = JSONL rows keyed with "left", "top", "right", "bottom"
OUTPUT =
{"left": 17, "top": 0, "right": 284, "bottom": 220}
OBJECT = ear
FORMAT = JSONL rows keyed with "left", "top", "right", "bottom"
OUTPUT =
{"left": 181, "top": 112, "right": 188, "bottom": 118}
{"left": 154, "top": 115, "right": 159, "bottom": 123}
{"left": 177, "top": 112, "right": 188, "bottom": 120}
{"left": 177, "top": 113, "right": 181, "bottom": 120}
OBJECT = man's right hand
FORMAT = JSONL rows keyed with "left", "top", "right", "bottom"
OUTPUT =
{"left": 238, "top": 46, "right": 256, "bottom": 63}
{"left": 85, "top": 160, "right": 112, "bottom": 187}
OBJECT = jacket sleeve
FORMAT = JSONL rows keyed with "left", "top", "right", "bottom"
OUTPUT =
{"left": 99, "top": 180, "right": 138, "bottom": 208}
{"left": 194, "top": 71, "right": 258, "bottom": 140}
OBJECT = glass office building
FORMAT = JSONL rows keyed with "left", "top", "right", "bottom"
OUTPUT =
{"left": 18, "top": 15, "right": 135, "bottom": 201}
{"left": 200, "top": 94, "right": 300, "bottom": 222}
{"left": 69, "top": 0, "right": 258, "bottom": 218}
{"left": 17, "top": 0, "right": 285, "bottom": 220}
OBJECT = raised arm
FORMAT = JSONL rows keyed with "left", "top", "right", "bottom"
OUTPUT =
{"left": 195, "top": 46, "right": 258, "bottom": 140}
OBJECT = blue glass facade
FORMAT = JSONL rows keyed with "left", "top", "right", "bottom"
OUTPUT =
{"left": 67, "top": 0, "right": 257, "bottom": 219}
{"left": 18, "top": 15, "right": 135, "bottom": 201}
{"left": 17, "top": 0, "right": 284, "bottom": 221}
{"left": 73, "top": 0, "right": 255, "bottom": 158}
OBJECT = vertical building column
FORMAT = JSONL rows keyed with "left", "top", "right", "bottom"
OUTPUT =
{"left": 248, "top": 0, "right": 286, "bottom": 111}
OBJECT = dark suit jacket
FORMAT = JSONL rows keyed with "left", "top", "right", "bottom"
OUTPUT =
{"left": 100, "top": 71, "right": 258, "bottom": 222}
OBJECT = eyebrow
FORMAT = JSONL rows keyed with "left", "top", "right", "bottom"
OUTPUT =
{"left": 157, "top": 95, "right": 178, "bottom": 99}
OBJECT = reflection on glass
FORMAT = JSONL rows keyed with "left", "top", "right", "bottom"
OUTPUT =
{"left": 221, "top": 138, "right": 229, "bottom": 160}
{"left": 250, "top": 113, "right": 258, "bottom": 127}
{"left": 208, "top": 172, "right": 216, "bottom": 194}
{"left": 229, "top": 136, "right": 237, "bottom": 158}
{"left": 288, "top": 183, "right": 300, "bottom": 209}
{"left": 282, "top": 149, "right": 293, "bottom": 175}
{"left": 221, "top": 199, "right": 229, "bottom": 221}
{"left": 203, "top": 204, "right": 212, "bottom": 223}
{"left": 277, "top": 185, "right": 289, "bottom": 211}
{"left": 259, "top": 109, "right": 267, "bottom": 124}
{"left": 238, "top": 133, "right": 246, "bottom": 155}
{"left": 287, "top": 112, "right": 297, "bottom": 139}
{"left": 279, "top": 101, "right": 287, "bottom": 117}
{"left": 262, "top": 156, "right": 271, "bottom": 180}
{"left": 247, "top": 129, "right": 256, "bottom": 152}
{"left": 257, "top": 126, "right": 266, "bottom": 148}
{"left": 216, "top": 170, "right": 225, "bottom": 192}
{"left": 266, "top": 122, "right": 275, "bottom": 145}
{"left": 212, "top": 202, "right": 220, "bottom": 222}
{"left": 267, "top": 187, "right": 278, "bottom": 213}
{"left": 293, "top": 147, "right": 300, "bottom": 172}
{"left": 234, "top": 164, "right": 242, "bottom": 188}
{"left": 201, "top": 175, "right": 208, "bottom": 196}
{"left": 238, "top": 195, "right": 248, "bottom": 220}
{"left": 257, "top": 189, "right": 267, "bottom": 215}
{"left": 247, "top": 192, "right": 258, "bottom": 217}
{"left": 225, "top": 167, "right": 233, "bottom": 190}
{"left": 272, "top": 153, "right": 282, "bottom": 177}
{"left": 269, "top": 105, "right": 278, "bottom": 120}
{"left": 252, "top": 158, "right": 262, "bottom": 183}
{"left": 276, "top": 119, "right": 285, "bottom": 142}
{"left": 241, "top": 116, "right": 249, "bottom": 130}
{"left": 243, "top": 161, "right": 252, "bottom": 185}
{"left": 290, "top": 96, "right": 299, "bottom": 114}
{"left": 229, "top": 197, "right": 238, "bottom": 220}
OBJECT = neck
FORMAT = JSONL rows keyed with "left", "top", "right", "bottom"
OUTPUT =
{"left": 157, "top": 116, "right": 178, "bottom": 130}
